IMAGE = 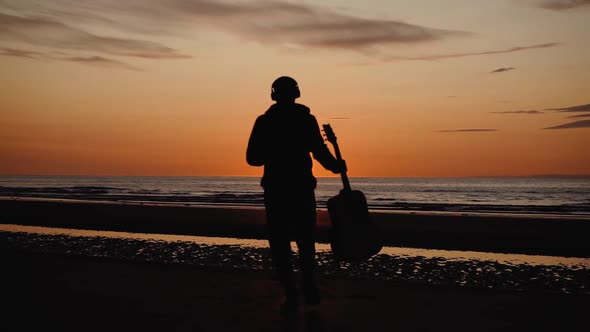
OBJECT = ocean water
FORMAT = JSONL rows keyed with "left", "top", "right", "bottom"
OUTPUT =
{"left": 0, "top": 175, "right": 589, "bottom": 216}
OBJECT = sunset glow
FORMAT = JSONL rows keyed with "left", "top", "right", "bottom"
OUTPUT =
{"left": 1, "top": 0, "right": 589, "bottom": 177}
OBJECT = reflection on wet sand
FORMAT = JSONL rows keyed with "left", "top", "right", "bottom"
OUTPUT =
{"left": 1, "top": 224, "right": 588, "bottom": 295}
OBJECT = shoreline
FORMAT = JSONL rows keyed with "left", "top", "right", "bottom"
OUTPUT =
{"left": 4, "top": 196, "right": 590, "bottom": 220}
{"left": 3, "top": 195, "right": 589, "bottom": 218}
{"left": 2, "top": 197, "right": 590, "bottom": 257}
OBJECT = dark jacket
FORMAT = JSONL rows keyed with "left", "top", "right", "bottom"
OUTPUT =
{"left": 247, "top": 103, "right": 339, "bottom": 189}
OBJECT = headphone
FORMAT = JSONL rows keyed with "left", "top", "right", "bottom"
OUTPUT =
{"left": 271, "top": 76, "right": 300, "bottom": 101}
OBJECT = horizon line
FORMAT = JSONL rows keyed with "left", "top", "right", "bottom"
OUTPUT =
{"left": 1, "top": 174, "right": 589, "bottom": 179}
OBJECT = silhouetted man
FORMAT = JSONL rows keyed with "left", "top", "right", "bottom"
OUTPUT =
{"left": 247, "top": 76, "right": 345, "bottom": 315}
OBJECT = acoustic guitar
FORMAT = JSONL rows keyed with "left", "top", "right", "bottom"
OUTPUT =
{"left": 322, "top": 124, "right": 383, "bottom": 261}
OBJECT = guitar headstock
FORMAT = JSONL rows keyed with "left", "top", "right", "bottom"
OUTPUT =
{"left": 322, "top": 124, "right": 337, "bottom": 144}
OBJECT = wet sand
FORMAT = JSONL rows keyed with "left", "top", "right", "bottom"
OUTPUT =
{"left": 2, "top": 198, "right": 589, "bottom": 257}
{"left": 3, "top": 249, "right": 588, "bottom": 332}
{"left": 2, "top": 198, "right": 589, "bottom": 331}
{"left": 3, "top": 228, "right": 588, "bottom": 295}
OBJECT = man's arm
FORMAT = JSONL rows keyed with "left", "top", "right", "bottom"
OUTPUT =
{"left": 309, "top": 115, "right": 345, "bottom": 173}
{"left": 246, "top": 116, "right": 266, "bottom": 166}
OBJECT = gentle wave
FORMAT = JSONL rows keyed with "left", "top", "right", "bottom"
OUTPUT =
{"left": 1, "top": 176, "right": 589, "bottom": 216}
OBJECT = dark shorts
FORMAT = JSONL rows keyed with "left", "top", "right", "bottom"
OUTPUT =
{"left": 263, "top": 187, "right": 317, "bottom": 240}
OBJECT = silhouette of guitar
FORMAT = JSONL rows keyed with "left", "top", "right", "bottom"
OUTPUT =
{"left": 322, "top": 124, "right": 383, "bottom": 261}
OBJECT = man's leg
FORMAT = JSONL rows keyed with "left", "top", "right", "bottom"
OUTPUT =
{"left": 268, "top": 225, "right": 297, "bottom": 299}
{"left": 264, "top": 189, "right": 298, "bottom": 313}
{"left": 296, "top": 230, "right": 320, "bottom": 305}
{"left": 295, "top": 190, "right": 321, "bottom": 305}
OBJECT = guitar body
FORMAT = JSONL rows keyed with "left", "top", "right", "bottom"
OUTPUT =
{"left": 322, "top": 123, "right": 382, "bottom": 261}
{"left": 327, "top": 189, "right": 383, "bottom": 261}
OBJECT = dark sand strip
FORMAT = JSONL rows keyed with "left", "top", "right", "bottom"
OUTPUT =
{"left": 2, "top": 198, "right": 589, "bottom": 257}
{"left": 3, "top": 249, "right": 588, "bottom": 332}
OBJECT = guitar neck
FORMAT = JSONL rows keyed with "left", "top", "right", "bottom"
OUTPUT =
{"left": 331, "top": 141, "right": 352, "bottom": 192}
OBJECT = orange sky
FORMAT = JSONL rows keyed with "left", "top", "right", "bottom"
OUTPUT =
{"left": 1, "top": 0, "right": 589, "bottom": 177}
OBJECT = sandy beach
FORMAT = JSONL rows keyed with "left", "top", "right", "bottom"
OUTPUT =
{"left": 2, "top": 248, "right": 588, "bottom": 332}
{"left": 2, "top": 198, "right": 589, "bottom": 331}
{"left": 2, "top": 198, "right": 590, "bottom": 257}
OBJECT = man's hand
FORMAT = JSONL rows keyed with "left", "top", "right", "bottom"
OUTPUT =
{"left": 332, "top": 160, "right": 347, "bottom": 174}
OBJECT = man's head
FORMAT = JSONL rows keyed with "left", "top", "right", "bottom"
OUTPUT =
{"left": 271, "top": 76, "right": 300, "bottom": 103}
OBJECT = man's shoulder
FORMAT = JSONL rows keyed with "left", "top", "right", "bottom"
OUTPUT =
{"left": 294, "top": 103, "right": 311, "bottom": 114}
{"left": 262, "top": 103, "right": 313, "bottom": 118}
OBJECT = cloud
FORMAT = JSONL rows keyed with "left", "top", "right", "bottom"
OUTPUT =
{"left": 0, "top": 0, "right": 467, "bottom": 60}
{"left": 491, "top": 67, "right": 515, "bottom": 73}
{"left": 0, "top": 46, "right": 140, "bottom": 70}
{"left": 119, "top": 1, "right": 468, "bottom": 51}
{"left": 0, "top": 47, "right": 43, "bottom": 59}
{"left": 380, "top": 43, "right": 559, "bottom": 62}
{"left": 545, "top": 103, "right": 590, "bottom": 112}
{"left": 491, "top": 110, "right": 544, "bottom": 114}
{"left": 544, "top": 120, "right": 590, "bottom": 129}
{"left": 63, "top": 56, "right": 141, "bottom": 71}
{"left": 438, "top": 129, "right": 498, "bottom": 132}
{"left": 567, "top": 113, "right": 590, "bottom": 118}
{"left": 0, "top": 1, "right": 560, "bottom": 67}
{"left": 535, "top": 0, "right": 590, "bottom": 10}
{"left": 0, "top": 13, "right": 191, "bottom": 59}
{"left": 221, "top": 6, "right": 465, "bottom": 50}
